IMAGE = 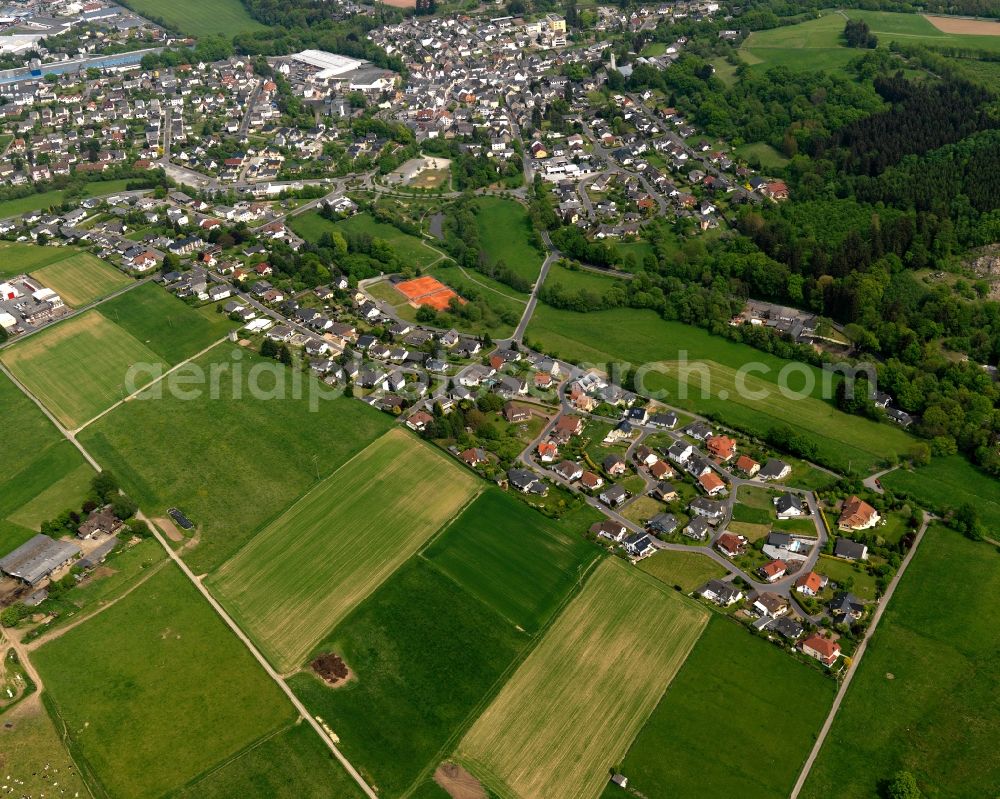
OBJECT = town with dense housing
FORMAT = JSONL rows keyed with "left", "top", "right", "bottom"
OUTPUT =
{"left": 0, "top": 0, "right": 997, "bottom": 798}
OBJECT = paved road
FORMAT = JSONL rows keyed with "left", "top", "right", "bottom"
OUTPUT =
{"left": 512, "top": 230, "right": 557, "bottom": 344}
{"left": 789, "top": 512, "right": 933, "bottom": 799}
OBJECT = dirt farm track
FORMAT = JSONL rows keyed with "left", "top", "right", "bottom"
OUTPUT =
{"left": 924, "top": 14, "right": 1000, "bottom": 35}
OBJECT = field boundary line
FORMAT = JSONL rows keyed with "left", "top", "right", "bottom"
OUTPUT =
{"left": 399, "top": 552, "right": 606, "bottom": 799}
{"left": 789, "top": 513, "right": 932, "bottom": 798}
{"left": 1, "top": 362, "right": 381, "bottom": 799}
{"left": 70, "top": 335, "right": 229, "bottom": 434}
{"left": 25, "top": 557, "right": 170, "bottom": 652}
{"left": 169, "top": 721, "right": 293, "bottom": 794}
{"left": 0, "top": 276, "right": 150, "bottom": 353}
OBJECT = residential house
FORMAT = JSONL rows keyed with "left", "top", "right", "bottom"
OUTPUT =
{"left": 759, "top": 559, "right": 787, "bottom": 582}
{"left": 758, "top": 459, "right": 791, "bottom": 481}
{"left": 795, "top": 571, "right": 827, "bottom": 597}
{"left": 800, "top": 634, "right": 841, "bottom": 667}
{"left": 838, "top": 496, "right": 880, "bottom": 531}
{"left": 735, "top": 455, "right": 760, "bottom": 477}
{"left": 700, "top": 579, "right": 743, "bottom": 607}
{"left": 774, "top": 493, "right": 806, "bottom": 519}
{"left": 599, "top": 484, "right": 629, "bottom": 507}
{"left": 715, "top": 532, "right": 746, "bottom": 558}
{"left": 833, "top": 537, "right": 869, "bottom": 561}
{"left": 752, "top": 591, "right": 789, "bottom": 618}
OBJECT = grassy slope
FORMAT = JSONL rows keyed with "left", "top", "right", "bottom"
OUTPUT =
{"left": 78, "top": 347, "right": 393, "bottom": 573}
{"left": 33, "top": 564, "right": 295, "bottom": 799}
{"left": 421, "top": 488, "right": 604, "bottom": 633}
{"left": 474, "top": 197, "right": 544, "bottom": 285}
{"left": 210, "top": 429, "right": 480, "bottom": 671}
{"left": 606, "top": 616, "right": 836, "bottom": 799}
{"left": 526, "top": 305, "right": 913, "bottom": 473}
{"left": 458, "top": 559, "right": 708, "bottom": 799}
{"left": 289, "top": 558, "right": 528, "bottom": 797}
{"left": 881, "top": 455, "right": 1000, "bottom": 531}
{"left": 291, "top": 210, "right": 439, "bottom": 269}
{"left": 803, "top": 526, "right": 1000, "bottom": 798}
{"left": 0, "top": 178, "right": 134, "bottom": 219}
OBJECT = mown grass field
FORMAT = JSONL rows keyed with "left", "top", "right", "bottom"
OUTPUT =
{"left": 741, "top": 10, "right": 1000, "bottom": 75}
{"left": 210, "top": 429, "right": 480, "bottom": 671}
{"left": 526, "top": 306, "right": 913, "bottom": 474}
{"left": 605, "top": 616, "right": 836, "bottom": 799}
{"left": 7, "top": 461, "right": 93, "bottom": 530}
{"left": 0, "top": 241, "right": 91, "bottom": 275}
{"left": 458, "top": 558, "right": 708, "bottom": 799}
{"left": 33, "top": 564, "right": 296, "bottom": 799}
{"left": 881, "top": 455, "right": 1000, "bottom": 531}
{"left": 291, "top": 210, "right": 440, "bottom": 269}
{"left": 639, "top": 549, "right": 729, "bottom": 592}
{"left": 803, "top": 526, "right": 1000, "bottom": 798}
{"left": 735, "top": 141, "right": 790, "bottom": 170}
{"left": 1, "top": 311, "right": 159, "bottom": 428}
{"left": 78, "top": 347, "right": 394, "bottom": 574}
{"left": 172, "top": 723, "right": 368, "bottom": 799}
{"left": 98, "top": 281, "right": 233, "bottom": 363}
{"left": 119, "top": 0, "right": 265, "bottom": 36}
{"left": 289, "top": 558, "right": 528, "bottom": 796}
{"left": 0, "top": 701, "right": 90, "bottom": 798}
{"left": 422, "top": 488, "right": 604, "bottom": 633}
{"left": 31, "top": 252, "right": 131, "bottom": 307}
{"left": 428, "top": 262, "right": 526, "bottom": 338}
{"left": 474, "top": 197, "right": 544, "bottom": 285}
{"left": 0, "top": 371, "right": 93, "bottom": 542}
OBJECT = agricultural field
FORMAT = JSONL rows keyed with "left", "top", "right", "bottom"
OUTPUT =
{"left": 1, "top": 310, "right": 161, "bottom": 429}
{"left": 291, "top": 210, "right": 440, "bottom": 269}
{"left": 172, "top": 723, "right": 368, "bottom": 799}
{"left": 210, "top": 429, "right": 480, "bottom": 671}
{"left": 97, "top": 281, "right": 234, "bottom": 364}
{"left": 881, "top": 455, "right": 1000, "bottom": 531}
{"left": 0, "top": 371, "right": 93, "bottom": 540}
{"left": 78, "top": 347, "right": 394, "bottom": 574}
{"left": 0, "top": 241, "right": 92, "bottom": 276}
{"left": 119, "top": 0, "right": 266, "bottom": 36}
{"left": 457, "top": 558, "right": 708, "bottom": 799}
{"left": 33, "top": 565, "right": 297, "bottom": 799}
{"left": 526, "top": 306, "right": 914, "bottom": 474}
{"left": 421, "top": 488, "right": 604, "bottom": 633}
{"left": 0, "top": 700, "right": 90, "bottom": 798}
{"left": 474, "top": 197, "right": 544, "bottom": 285}
{"left": 31, "top": 251, "right": 131, "bottom": 306}
{"left": 289, "top": 558, "right": 527, "bottom": 796}
{"left": 1, "top": 284, "right": 233, "bottom": 430}
{"left": 803, "top": 526, "right": 1000, "bottom": 798}
{"left": 639, "top": 549, "right": 729, "bottom": 592}
{"left": 741, "top": 10, "right": 1000, "bottom": 75}
{"left": 605, "top": 617, "right": 836, "bottom": 799}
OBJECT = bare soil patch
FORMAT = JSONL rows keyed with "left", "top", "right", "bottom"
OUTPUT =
{"left": 434, "top": 763, "right": 487, "bottom": 799}
{"left": 311, "top": 652, "right": 354, "bottom": 687}
{"left": 155, "top": 516, "right": 183, "bottom": 542}
{"left": 924, "top": 14, "right": 1000, "bottom": 35}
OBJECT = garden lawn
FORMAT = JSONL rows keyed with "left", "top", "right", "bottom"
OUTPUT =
{"left": 458, "top": 558, "right": 708, "bottom": 799}
{"left": 605, "top": 616, "right": 835, "bottom": 799}
{"left": 526, "top": 306, "right": 913, "bottom": 474}
{"left": 31, "top": 252, "right": 131, "bottom": 306}
{"left": 210, "top": 429, "right": 480, "bottom": 671}
{"left": 881, "top": 455, "right": 1000, "bottom": 531}
{"left": 33, "top": 564, "right": 296, "bottom": 799}
{"left": 421, "top": 488, "right": 604, "bottom": 633}
{"left": 0, "top": 311, "right": 160, "bottom": 428}
{"left": 803, "top": 526, "right": 1000, "bottom": 798}
{"left": 289, "top": 558, "right": 528, "bottom": 797}
{"left": 474, "top": 197, "right": 544, "bottom": 285}
{"left": 639, "top": 549, "right": 729, "bottom": 592}
{"left": 816, "top": 554, "right": 879, "bottom": 601}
